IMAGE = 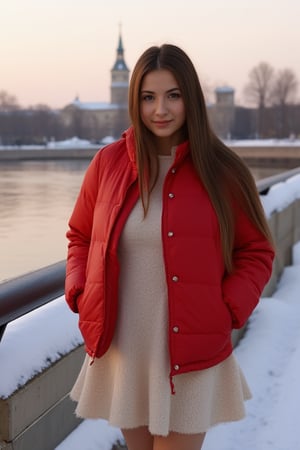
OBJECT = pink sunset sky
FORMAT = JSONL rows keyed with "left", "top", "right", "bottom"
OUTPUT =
{"left": 1, "top": 0, "right": 299, "bottom": 108}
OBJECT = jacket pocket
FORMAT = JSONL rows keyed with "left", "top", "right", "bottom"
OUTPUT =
{"left": 172, "top": 330, "right": 232, "bottom": 364}
{"left": 176, "top": 284, "right": 233, "bottom": 335}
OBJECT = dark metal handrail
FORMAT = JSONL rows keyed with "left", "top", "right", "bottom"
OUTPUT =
{"left": 0, "top": 166, "right": 299, "bottom": 342}
{"left": 256, "top": 166, "right": 300, "bottom": 194}
{"left": 0, "top": 260, "right": 66, "bottom": 341}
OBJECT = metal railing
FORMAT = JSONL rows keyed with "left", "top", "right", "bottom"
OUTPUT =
{"left": 0, "top": 260, "right": 65, "bottom": 341}
{"left": 256, "top": 166, "right": 300, "bottom": 194}
{"left": 0, "top": 166, "right": 300, "bottom": 343}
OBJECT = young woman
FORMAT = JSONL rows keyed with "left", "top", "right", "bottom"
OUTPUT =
{"left": 65, "top": 44, "right": 275, "bottom": 450}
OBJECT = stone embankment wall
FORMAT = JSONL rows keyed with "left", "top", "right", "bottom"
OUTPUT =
{"left": 0, "top": 148, "right": 100, "bottom": 161}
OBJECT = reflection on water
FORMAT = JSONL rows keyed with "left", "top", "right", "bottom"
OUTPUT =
{"left": 0, "top": 160, "right": 287, "bottom": 282}
{"left": 0, "top": 160, "right": 89, "bottom": 282}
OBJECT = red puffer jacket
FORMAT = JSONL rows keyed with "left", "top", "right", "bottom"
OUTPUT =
{"left": 65, "top": 127, "right": 274, "bottom": 382}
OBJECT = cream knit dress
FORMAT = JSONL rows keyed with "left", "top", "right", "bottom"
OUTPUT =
{"left": 70, "top": 153, "right": 251, "bottom": 436}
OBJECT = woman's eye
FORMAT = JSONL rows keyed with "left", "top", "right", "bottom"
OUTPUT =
{"left": 169, "top": 92, "right": 181, "bottom": 99}
{"left": 141, "top": 94, "right": 154, "bottom": 102}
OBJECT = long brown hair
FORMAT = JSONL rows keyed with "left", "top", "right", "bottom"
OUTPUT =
{"left": 128, "top": 44, "right": 274, "bottom": 273}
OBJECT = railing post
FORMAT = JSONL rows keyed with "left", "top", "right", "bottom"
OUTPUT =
{"left": 0, "top": 323, "right": 7, "bottom": 342}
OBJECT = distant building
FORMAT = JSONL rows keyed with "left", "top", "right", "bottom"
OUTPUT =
{"left": 208, "top": 86, "right": 235, "bottom": 139}
{"left": 61, "top": 32, "right": 130, "bottom": 142}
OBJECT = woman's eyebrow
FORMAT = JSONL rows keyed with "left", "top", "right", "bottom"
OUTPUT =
{"left": 141, "top": 87, "right": 180, "bottom": 94}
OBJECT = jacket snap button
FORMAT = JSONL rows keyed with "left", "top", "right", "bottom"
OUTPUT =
{"left": 173, "top": 326, "right": 179, "bottom": 333}
{"left": 174, "top": 364, "right": 180, "bottom": 371}
{"left": 168, "top": 231, "right": 174, "bottom": 237}
{"left": 168, "top": 193, "right": 175, "bottom": 198}
{"left": 171, "top": 168, "right": 176, "bottom": 174}
{"left": 172, "top": 275, "right": 179, "bottom": 282}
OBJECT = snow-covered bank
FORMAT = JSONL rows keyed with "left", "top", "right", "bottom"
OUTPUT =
{"left": 259, "top": 172, "right": 300, "bottom": 218}
{"left": 0, "top": 297, "right": 82, "bottom": 398}
{"left": 227, "top": 138, "right": 300, "bottom": 147}
{"left": 0, "top": 136, "right": 104, "bottom": 151}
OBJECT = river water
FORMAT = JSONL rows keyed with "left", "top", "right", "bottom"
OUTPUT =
{"left": 0, "top": 160, "right": 89, "bottom": 282}
{"left": 0, "top": 160, "right": 284, "bottom": 282}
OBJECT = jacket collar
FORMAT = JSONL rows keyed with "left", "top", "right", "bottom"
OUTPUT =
{"left": 122, "top": 126, "right": 137, "bottom": 166}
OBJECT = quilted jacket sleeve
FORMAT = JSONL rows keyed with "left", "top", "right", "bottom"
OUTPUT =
{"left": 65, "top": 151, "right": 101, "bottom": 312}
{"left": 222, "top": 204, "right": 275, "bottom": 329}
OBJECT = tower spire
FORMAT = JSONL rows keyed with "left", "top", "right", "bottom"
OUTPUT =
{"left": 112, "top": 24, "right": 128, "bottom": 71}
{"left": 110, "top": 28, "right": 130, "bottom": 106}
{"left": 118, "top": 22, "right": 122, "bottom": 50}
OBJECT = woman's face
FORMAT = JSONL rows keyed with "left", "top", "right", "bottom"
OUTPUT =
{"left": 140, "top": 69, "right": 186, "bottom": 153}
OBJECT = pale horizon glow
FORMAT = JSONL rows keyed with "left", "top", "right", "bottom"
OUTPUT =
{"left": 1, "top": 0, "right": 300, "bottom": 109}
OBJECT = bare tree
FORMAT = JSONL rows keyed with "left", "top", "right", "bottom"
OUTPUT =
{"left": 272, "top": 69, "right": 298, "bottom": 106}
{"left": 271, "top": 68, "right": 298, "bottom": 138}
{"left": 244, "top": 62, "right": 274, "bottom": 137}
{"left": 0, "top": 91, "right": 19, "bottom": 144}
{"left": 0, "top": 90, "right": 19, "bottom": 111}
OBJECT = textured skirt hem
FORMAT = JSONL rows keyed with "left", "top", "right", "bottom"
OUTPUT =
{"left": 70, "top": 394, "right": 250, "bottom": 436}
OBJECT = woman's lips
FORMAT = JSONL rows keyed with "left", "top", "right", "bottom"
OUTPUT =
{"left": 153, "top": 120, "right": 171, "bottom": 127}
